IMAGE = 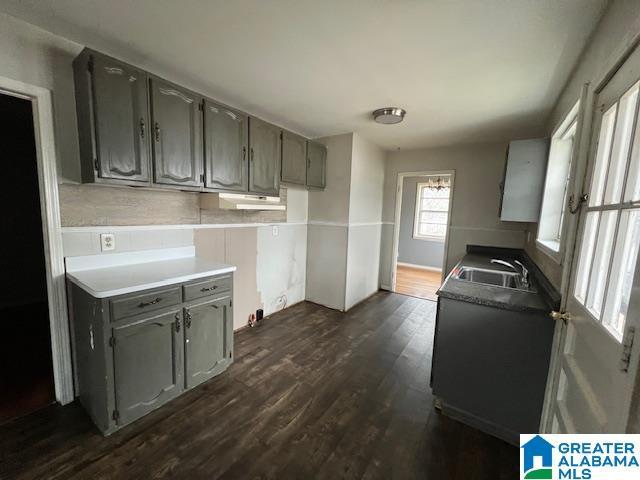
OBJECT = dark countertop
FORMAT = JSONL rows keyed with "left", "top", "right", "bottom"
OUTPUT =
{"left": 437, "top": 245, "right": 560, "bottom": 313}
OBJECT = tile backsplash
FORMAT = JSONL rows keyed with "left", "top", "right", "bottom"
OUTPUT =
{"left": 62, "top": 228, "right": 194, "bottom": 257}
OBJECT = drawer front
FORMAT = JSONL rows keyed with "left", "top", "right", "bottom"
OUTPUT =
{"left": 110, "top": 286, "right": 182, "bottom": 321}
{"left": 183, "top": 275, "right": 232, "bottom": 301}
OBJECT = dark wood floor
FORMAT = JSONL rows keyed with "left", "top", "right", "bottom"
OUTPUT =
{"left": 0, "top": 292, "right": 517, "bottom": 479}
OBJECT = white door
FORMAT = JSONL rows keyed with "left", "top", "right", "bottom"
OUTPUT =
{"left": 551, "top": 43, "right": 640, "bottom": 433}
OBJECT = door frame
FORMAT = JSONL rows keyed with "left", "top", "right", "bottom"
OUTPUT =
{"left": 390, "top": 170, "right": 455, "bottom": 292}
{"left": 0, "top": 75, "right": 74, "bottom": 405}
{"left": 539, "top": 32, "right": 640, "bottom": 433}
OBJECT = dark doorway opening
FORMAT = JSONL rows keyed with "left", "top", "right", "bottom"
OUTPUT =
{"left": 0, "top": 92, "right": 55, "bottom": 424}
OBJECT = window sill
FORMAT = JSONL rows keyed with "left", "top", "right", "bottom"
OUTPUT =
{"left": 413, "top": 235, "right": 446, "bottom": 243}
{"left": 536, "top": 238, "right": 563, "bottom": 264}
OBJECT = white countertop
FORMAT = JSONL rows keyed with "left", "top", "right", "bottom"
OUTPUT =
{"left": 66, "top": 247, "right": 236, "bottom": 298}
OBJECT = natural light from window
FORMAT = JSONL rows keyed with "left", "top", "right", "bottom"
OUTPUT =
{"left": 413, "top": 177, "right": 451, "bottom": 242}
{"left": 537, "top": 100, "right": 581, "bottom": 259}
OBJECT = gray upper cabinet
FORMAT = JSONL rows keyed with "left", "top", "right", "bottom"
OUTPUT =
{"left": 499, "top": 138, "right": 549, "bottom": 222}
{"left": 112, "top": 309, "right": 184, "bottom": 425}
{"left": 281, "top": 130, "right": 307, "bottom": 185}
{"left": 306, "top": 141, "right": 327, "bottom": 189}
{"left": 184, "top": 296, "right": 233, "bottom": 389}
{"left": 73, "top": 49, "right": 151, "bottom": 185}
{"left": 249, "top": 117, "right": 281, "bottom": 195}
{"left": 203, "top": 100, "right": 248, "bottom": 192}
{"left": 150, "top": 77, "right": 203, "bottom": 189}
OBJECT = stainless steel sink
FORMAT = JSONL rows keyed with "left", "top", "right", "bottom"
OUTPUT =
{"left": 452, "top": 266, "right": 535, "bottom": 292}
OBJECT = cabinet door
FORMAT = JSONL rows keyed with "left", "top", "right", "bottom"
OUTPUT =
{"left": 281, "top": 131, "right": 307, "bottom": 185}
{"left": 112, "top": 309, "right": 183, "bottom": 425}
{"left": 90, "top": 52, "right": 150, "bottom": 182}
{"left": 184, "top": 296, "right": 233, "bottom": 389}
{"left": 203, "top": 100, "right": 248, "bottom": 192}
{"left": 150, "top": 78, "right": 203, "bottom": 188}
{"left": 249, "top": 117, "right": 281, "bottom": 195}
{"left": 306, "top": 141, "right": 327, "bottom": 189}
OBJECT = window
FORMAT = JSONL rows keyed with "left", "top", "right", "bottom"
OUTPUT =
{"left": 537, "top": 100, "right": 581, "bottom": 259}
{"left": 413, "top": 177, "right": 451, "bottom": 241}
{"left": 573, "top": 80, "right": 640, "bottom": 341}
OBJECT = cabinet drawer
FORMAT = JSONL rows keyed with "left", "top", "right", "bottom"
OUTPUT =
{"left": 110, "top": 286, "right": 182, "bottom": 321}
{"left": 183, "top": 275, "right": 231, "bottom": 301}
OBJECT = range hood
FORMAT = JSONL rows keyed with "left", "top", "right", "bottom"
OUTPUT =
{"left": 200, "top": 192, "right": 286, "bottom": 211}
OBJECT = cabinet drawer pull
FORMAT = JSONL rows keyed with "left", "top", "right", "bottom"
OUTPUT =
{"left": 211, "top": 304, "right": 219, "bottom": 309}
{"left": 138, "top": 297, "right": 162, "bottom": 308}
{"left": 155, "top": 122, "right": 161, "bottom": 141}
{"left": 200, "top": 285, "right": 218, "bottom": 292}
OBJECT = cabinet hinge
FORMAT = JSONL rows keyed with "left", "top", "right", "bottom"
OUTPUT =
{"left": 112, "top": 410, "right": 120, "bottom": 421}
{"left": 229, "top": 299, "right": 233, "bottom": 308}
{"left": 229, "top": 351, "right": 232, "bottom": 359}
{"left": 198, "top": 102, "right": 203, "bottom": 112}
{"left": 109, "top": 336, "right": 116, "bottom": 347}
{"left": 94, "top": 159, "right": 99, "bottom": 172}
{"left": 200, "top": 173, "right": 204, "bottom": 183}
{"left": 87, "top": 57, "right": 94, "bottom": 73}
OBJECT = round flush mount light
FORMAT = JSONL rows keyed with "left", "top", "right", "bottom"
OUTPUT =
{"left": 372, "top": 107, "right": 406, "bottom": 124}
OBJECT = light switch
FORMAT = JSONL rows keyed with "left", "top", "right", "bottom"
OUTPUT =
{"left": 100, "top": 233, "right": 115, "bottom": 251}
{"left": 272, "top": 226, "right": 279, "bottom": 236}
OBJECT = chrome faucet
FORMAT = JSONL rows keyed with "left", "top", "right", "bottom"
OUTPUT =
{"left": 491, "top": 259, "right": 530, "bottom": 288}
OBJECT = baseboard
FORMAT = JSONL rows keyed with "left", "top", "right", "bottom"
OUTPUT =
{"left": 233, "top": 300, "right": 304, "bottom": 332}
{"left": 397, "top": 262, "right": 442, "bottom": 272}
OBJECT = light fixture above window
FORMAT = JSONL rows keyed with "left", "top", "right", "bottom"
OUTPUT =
{"left": 373, "top": 107, "right": 406, "bottom": 124}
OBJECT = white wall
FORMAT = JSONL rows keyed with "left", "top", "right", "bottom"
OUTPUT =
{"left": 345, "top": 133, "right": 385, "bottom": 309}
{"left": 305, "top": 133, "right": 353, "bottom": 310}
{"left": 380, "top": 141, "right": 528, "bottom": 287}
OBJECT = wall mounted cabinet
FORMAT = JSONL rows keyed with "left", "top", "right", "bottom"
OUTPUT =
{"left": 203, "top": 99, "right": 248, "bottom": 192}
{"left": 70, "top": 273, "right": 233, "bottom": 435}
{"left": 73, "top": 48, "right": 326, "bottom": 195}
{"left": 150, "top": 78, "right": 203, "bottom": 189}
{"left": 281, "top": 130, "right": 307, "bottom": 185}
{"left": 306, "top": 140, "right": 327, "bottom": 189}
{"left": 73, "top": 49, "right": 151, "bottom": 185}
{"left": 249, "top": 117, "right": 281, "bottom": 195}
{"left": 499, "top": 138, "right": 549, "bottom": 222}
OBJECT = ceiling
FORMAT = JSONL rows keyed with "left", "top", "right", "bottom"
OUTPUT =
{"left": 0, "top": 0, "right": 608, "bottom": 150}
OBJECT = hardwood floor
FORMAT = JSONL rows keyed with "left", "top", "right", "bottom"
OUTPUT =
{"left": 395, "top": 265, "right": 442, "bottom": 301}
{"left": 0, "top": 292, "right": 517, "bottom": 479}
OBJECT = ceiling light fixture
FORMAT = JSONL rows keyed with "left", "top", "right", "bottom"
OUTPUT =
{"left": 372, "top": 107, "right": 406, "bottom": 125}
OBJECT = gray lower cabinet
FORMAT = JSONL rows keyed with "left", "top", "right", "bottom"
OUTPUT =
{"left": 112, "top": 309, "right": 184, "bottom": 426}
{"left": 184, "top": 296, "right": 233, "bottom": 389}
{"left": 203, "top": 99, "right": 248, "bottom": 192}
{"left": 73, "top": 49, "right": 151, "bottom": 185}
{"left": 281, "top": 130, "right": 307, "bottom": 185}
{"left": 306, "top": 140, "right": 327, "bottom": 189}
{"left": 150, "top": 77, "right": 203, "bottom": 189}
{"left": 249, "top": 117, "right": 281, "bottom": 195}
{"left": 70, "top": 273, "right": 233, "bottom": 435}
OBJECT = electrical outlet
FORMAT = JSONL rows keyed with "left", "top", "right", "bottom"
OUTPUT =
{"left": 272, "top": 225, "right": 279, "bottom": 236}
{"left": 100, "top": 233, "right": 115, "bottom": 251}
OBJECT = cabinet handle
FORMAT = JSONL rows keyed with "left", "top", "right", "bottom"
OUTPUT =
{"left": 185, "top": 310, "right": 192, "bottom": 329}
{"left": 139, "top": 118, "right": 145, "bottom": 138}
{"left": 175, "top": 317, "right": 181, "bottom": 332}
{"left": 155, "top": 122, "right": 160, "bottom": 142}
{"left": 138, "top": 297, "right": 162, "bottom": 308}
{"left": 250, "top": 147, "right": 254, "bottom": 162}
{"left": 200, "top": 285, "right": 218, "bottom": 292}
{"left": 211, "top": 304, "right": 219, "bottom": 309}
{"left": 242, "top": 146, "right": 246, "bottom": 161}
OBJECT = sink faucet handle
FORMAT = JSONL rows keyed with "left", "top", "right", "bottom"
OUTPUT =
{"left": 513, "top": 260, "right": 529, "bottom": 279}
